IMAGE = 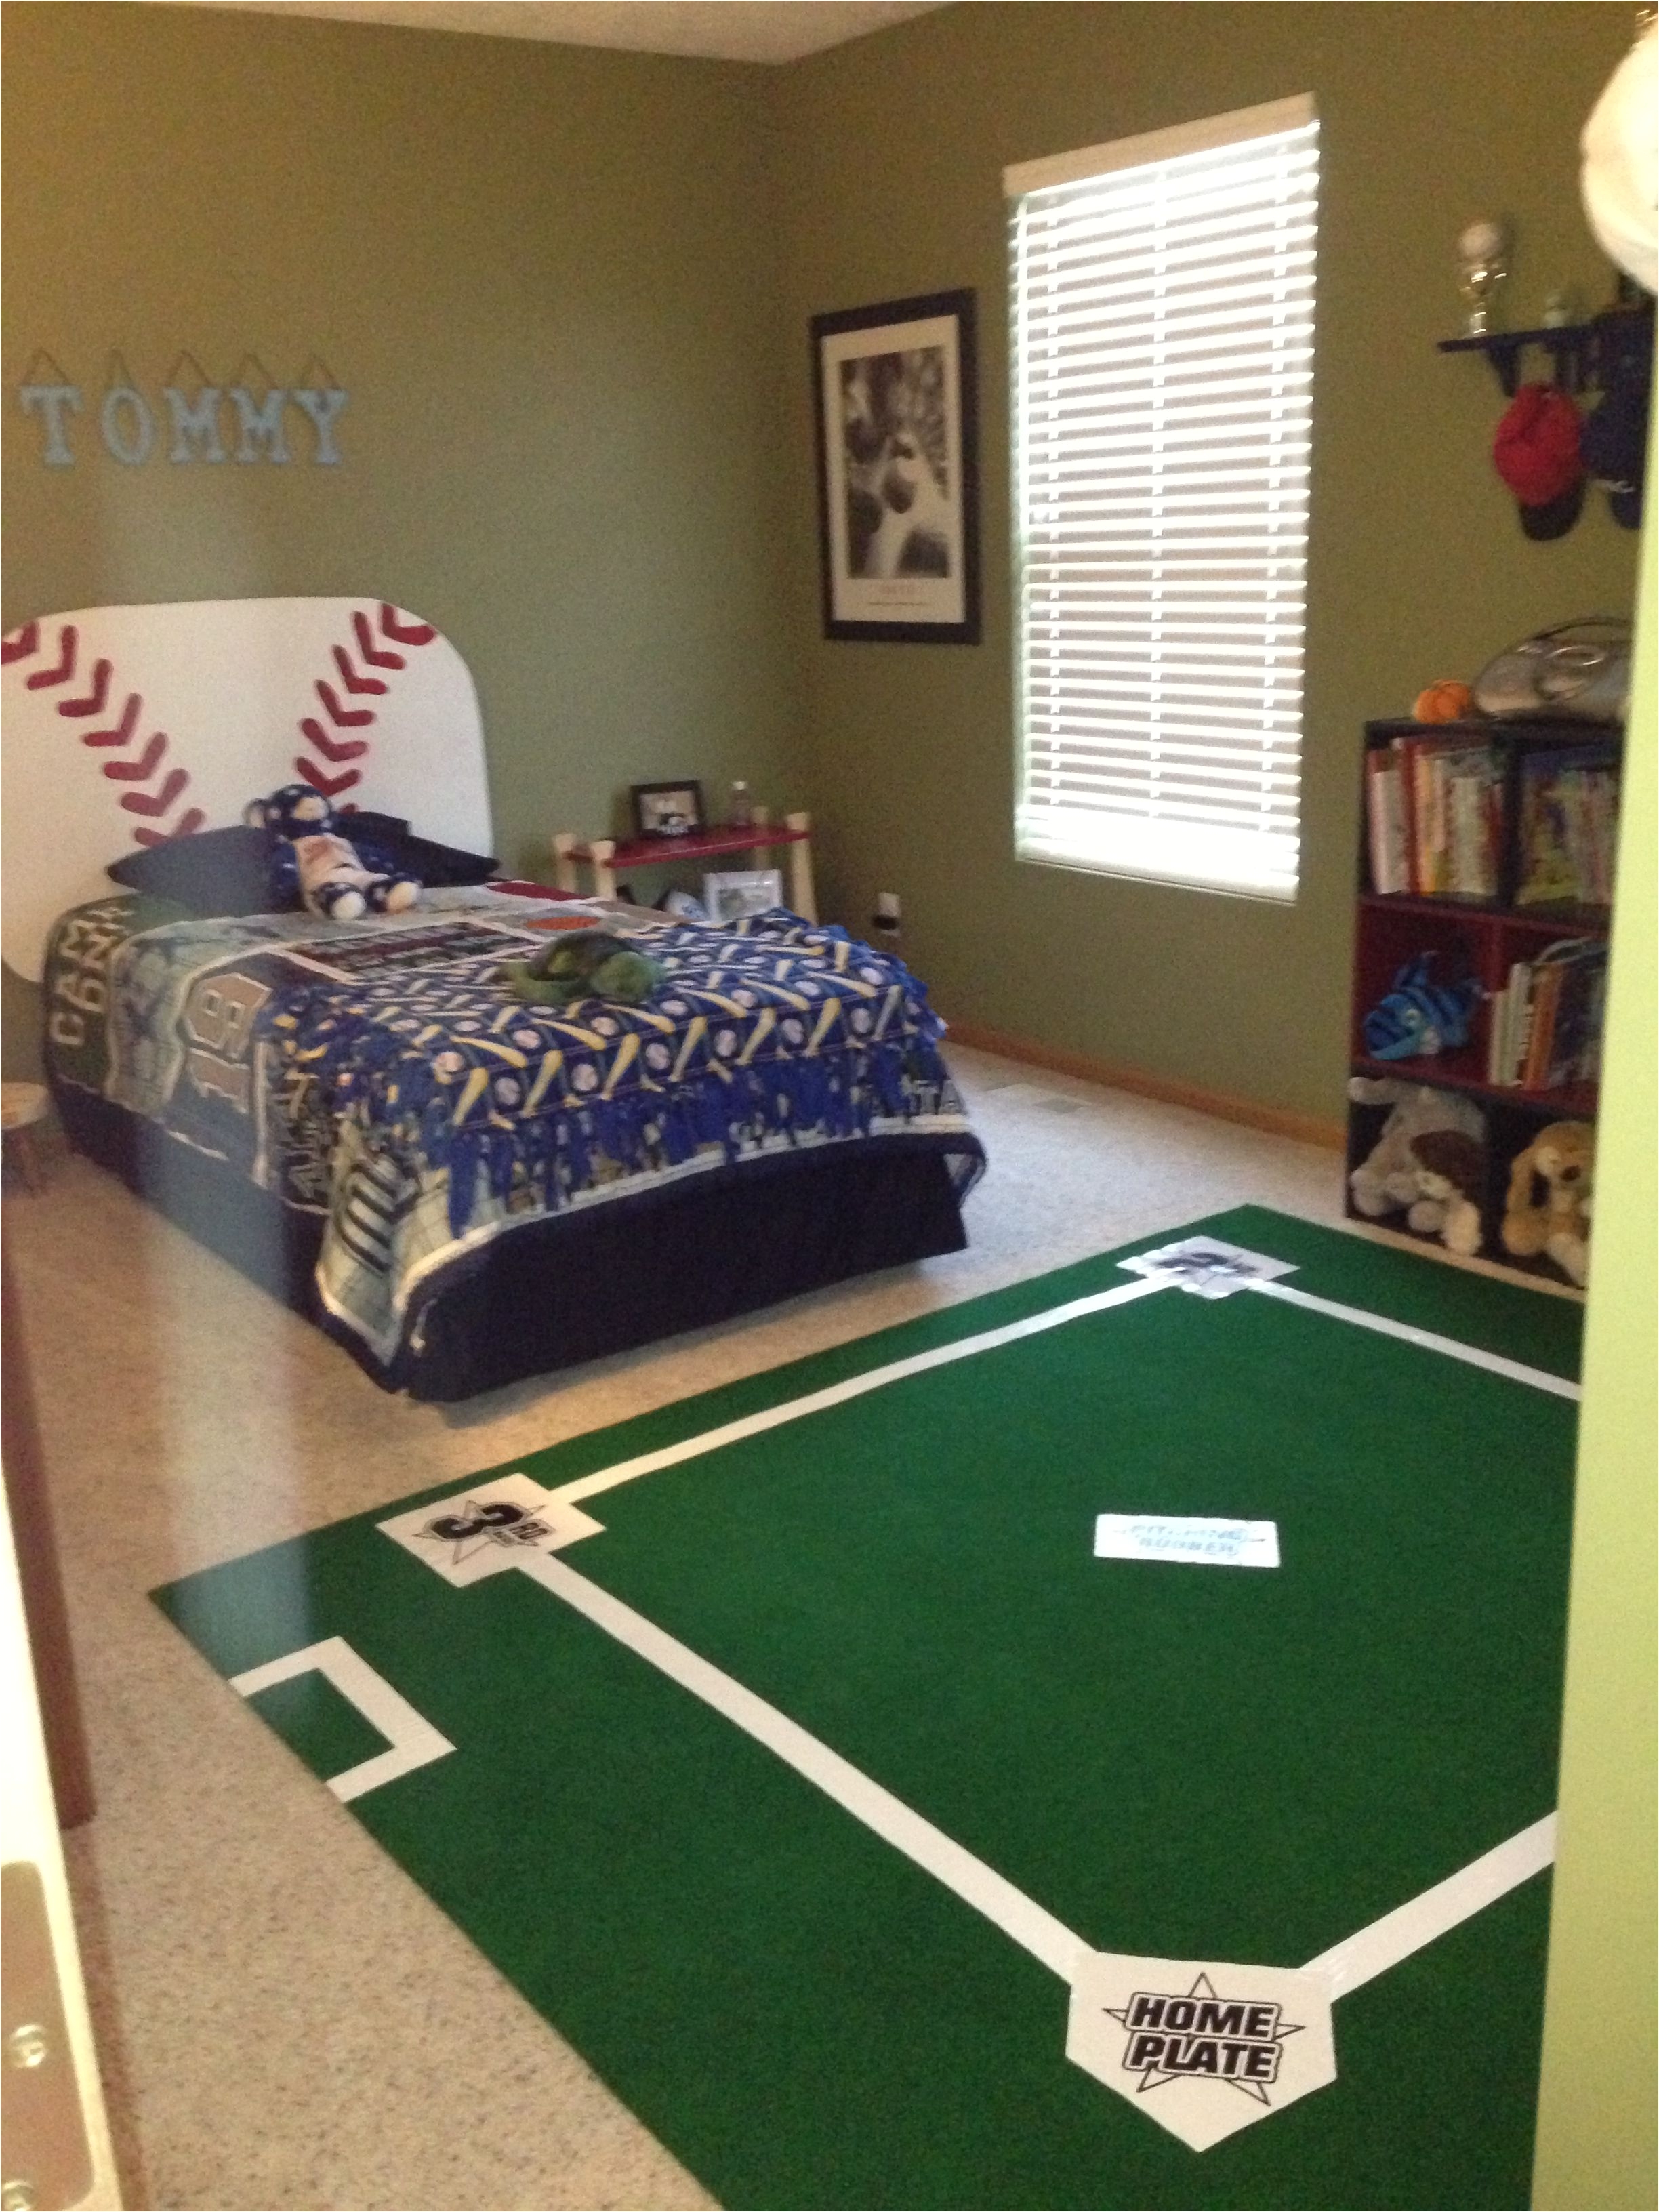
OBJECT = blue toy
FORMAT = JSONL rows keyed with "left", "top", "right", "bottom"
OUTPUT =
{"left": 1362, "top": 952, "right": 1481, "bottom": 1061}
{"left": 244, "top": 783, "right": 421, "bottom": 922}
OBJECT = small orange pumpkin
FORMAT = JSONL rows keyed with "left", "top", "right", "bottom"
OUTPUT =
{"left": 1412, "top": 680, "right": 1475, "bottom": 724}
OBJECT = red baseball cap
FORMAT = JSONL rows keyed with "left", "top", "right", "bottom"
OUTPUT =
{"left": 1493, "top": 384, "right": 1586, "bottom": 539}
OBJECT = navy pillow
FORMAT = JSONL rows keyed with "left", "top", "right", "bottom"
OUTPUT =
{"left": 345, "top": 811, "right": 497, "bottom": 885}
{"left": 392, "top": 830, "right": 499, "bottom": 886}
{"left": 340, "top": 809, "right": 409, "bottom": 846}
{"left": 106, "top": 826, "right": 274, "bottom": 915}
{"left": 106, "top": 815, "right": 499, "bottom": 914}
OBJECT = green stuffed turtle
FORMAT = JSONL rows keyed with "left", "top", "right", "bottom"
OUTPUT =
{"left": 496, "top": 930, "right": 665, "bottom": 1009}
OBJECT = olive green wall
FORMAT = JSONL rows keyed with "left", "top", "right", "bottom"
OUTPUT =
{"left": 1, "top": 0, "right": 791, "bottom": 1067}
{"left": 771, "top": 1, "right": 1640, "bottom": 1119}
{"left": 1, "top": 0, "right": 1643, "bottom": 1118}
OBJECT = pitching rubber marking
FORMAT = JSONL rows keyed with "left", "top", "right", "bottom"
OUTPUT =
{"left": 229, "top": 1635, "right": 455, "bottom": 1803}
{"left": 1244, "top": 1277, "right": 1580, "bottom": 1400}
{"left": 544, "top": 1273, "right": 1168, "bottom": 1511}
{"left": 518, "top": 1550, "right": 1555, "bottom": 2001}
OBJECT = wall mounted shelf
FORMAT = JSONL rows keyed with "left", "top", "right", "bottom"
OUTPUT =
{"left": 1437, "top": 300, "right": 1654, "bottom": 397}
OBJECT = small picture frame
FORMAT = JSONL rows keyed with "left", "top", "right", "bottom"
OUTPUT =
{"left": 631, "top": 781, "right": 705, "bottom": 840}
{"left": 703, "top": 868, "right": 783, "bottom": 923}
{"left": 811, "top": 287, "right": 981, "bottom": 645}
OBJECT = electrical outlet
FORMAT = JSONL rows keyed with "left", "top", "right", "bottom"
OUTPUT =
{"left": 872, "top": 890, "right": 901, "bottom": 941}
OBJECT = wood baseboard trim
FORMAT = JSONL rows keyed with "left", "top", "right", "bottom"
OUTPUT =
{"left": 945, "top": 1021, "right": 1347, "bottom": 1152}
{"left": 1332, "top": 1214, "right": 1586, "bottom": 1301}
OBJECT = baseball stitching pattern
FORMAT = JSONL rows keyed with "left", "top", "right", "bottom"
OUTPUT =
{"left": 293, "top": 603, "right": 438, "bottom": 801}
{"left": 1, "top": 618, "right": 203, "bottom": 845}
{"left": 2, "top": 601, "right": 440, "bottom": 842}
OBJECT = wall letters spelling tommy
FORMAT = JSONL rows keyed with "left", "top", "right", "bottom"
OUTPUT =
{"left": 18, "top": 360, "right": 348, "bottom": 467}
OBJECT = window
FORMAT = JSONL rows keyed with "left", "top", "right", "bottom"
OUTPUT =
{"left": 1008, "top": 95, "right": 1318, "bottom": 901}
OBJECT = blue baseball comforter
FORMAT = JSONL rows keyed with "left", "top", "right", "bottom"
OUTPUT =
{"left": 44, "top": 890, "right": 983, "bottom": 1377}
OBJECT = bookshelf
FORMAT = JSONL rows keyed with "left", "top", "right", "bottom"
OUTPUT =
{"left": 1347, "top": 716, "right": 1620, "bottom": 1287}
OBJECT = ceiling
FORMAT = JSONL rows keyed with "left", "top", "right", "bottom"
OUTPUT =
{"left": 153, "top": 1, "right": 954, "bottom": 65}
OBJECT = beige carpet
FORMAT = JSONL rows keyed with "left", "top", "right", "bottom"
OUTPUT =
{"left": 7, "top": 1044, "right": 1345, "bottom": 2211}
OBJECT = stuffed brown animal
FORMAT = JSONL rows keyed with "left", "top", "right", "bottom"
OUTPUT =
{"left": 1406, "top": 1126, "right": 1485, "bottom": 1256}
{"left": 1347, "top": 1078, "right": 1486, "bottom": 1221}
{"left": 1501, "top": 1120, "right": 1595, "bottom": 1285}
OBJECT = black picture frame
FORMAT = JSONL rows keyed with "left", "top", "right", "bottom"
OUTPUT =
{"left": 630, "top": 780, "right": 705, "bottom": 840}
{"left": 811, "top": 289, "right": 981, "bottom": 645}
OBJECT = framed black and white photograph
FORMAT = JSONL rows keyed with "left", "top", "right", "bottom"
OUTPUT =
{"left": 811, "top": 289, "right": 980, "bottom": 644}
{"left": 631, "top": 780, "right": 705, "bottom": 840}
{"left": 703, "top": 868, "right": 783, "bottom": 922}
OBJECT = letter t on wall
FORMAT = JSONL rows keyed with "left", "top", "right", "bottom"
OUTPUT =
{"left": 20, "top": 384, "right": 82, "bottom": 465}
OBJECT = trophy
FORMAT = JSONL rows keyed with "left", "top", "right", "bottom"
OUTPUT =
{"left": 1456, "top": 218, "right": 1511, "bottom": 336}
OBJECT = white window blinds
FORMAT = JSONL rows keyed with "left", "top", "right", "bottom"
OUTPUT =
{"left": 1008, "top": 96, "right": 1318, "bottom": 901}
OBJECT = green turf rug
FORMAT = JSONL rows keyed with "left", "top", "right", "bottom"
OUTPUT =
{"left": 155, "top": 1208, "right": 1583, "bottom": 2210}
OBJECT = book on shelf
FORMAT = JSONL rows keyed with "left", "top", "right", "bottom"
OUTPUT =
{"left": 1515, "top": 747, "right": 1619, "bottom": 908}
{"left": 1364, "top": 748, "right": 1408, "bottom": 893}
{"left": 1521, "top": 963, "right": 1565, "bottom": 1089}
{"left": 1501, "top": 956, "right": 1533, "bottom": 1088}
{"left": 1365, "top": 737, "right": 1500, "bottom": 897}
{"left": 1486, "top": 937, "right": 1607, "bottom": 1090}
{"left": 1485, "top": 984, "right": 1508, "bottom": 1084}
{"left": 1541, "top": 937, "right": 1608, "bottom": 1090}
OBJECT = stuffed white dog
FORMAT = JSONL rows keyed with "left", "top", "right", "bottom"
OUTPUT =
{"left": 1348, "top": 1078, "right": 1486, "bottom": 1222}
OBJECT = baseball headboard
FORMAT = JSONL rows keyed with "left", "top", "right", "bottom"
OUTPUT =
{"left": 1, "top": 596, "right": 493, "bottom": 981}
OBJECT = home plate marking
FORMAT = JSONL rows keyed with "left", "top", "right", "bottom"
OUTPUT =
{"left": 1067, "top": 1953, "right": 1337, "bottom": 2151}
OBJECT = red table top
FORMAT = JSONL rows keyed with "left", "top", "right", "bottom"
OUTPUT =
{"left": 569, "top": 821, "right": 808, "bottom": 867}
{"left": 489, "top": 878, "right": 580, "bottom": 899}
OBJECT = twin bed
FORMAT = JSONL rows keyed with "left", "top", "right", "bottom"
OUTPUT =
{"left": 6, "top": 596, "right": 983, "bottom": 1399}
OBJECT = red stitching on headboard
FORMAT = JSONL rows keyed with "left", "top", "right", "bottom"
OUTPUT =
{"left": 82, "top": 692, "right": 143, "bottom": 750}
{"left": 19, "top": 628, "right": 201, "bottom": 849}
{"left": 299, "top": 716, "right": 367, "bottom": 764}
{"left": 4, "top": 601, "right": 445, "bottom": 859}
{"left": 352, "top": 610, "right": 402, "bottom": 669}
{"left": 289, "top": 605, "right": 437, "bottom": 800}
{"left": 58, "top": 657, "right": 113, "bottom": 718}
{"left": 294, "top": 759, "right": 364, "bottom": 800}
{"left": 25, "top": 623, "right": 78, "bottom": 689}
{"left": 3, "top": 617, "right": 203, "bottom": 845}
{"left": 134, "top": 812, "right": 206, "bottom": 847}
{"left": 380, "top": 605, "right": 436, "bottom": 647}
{"left": 119, "top": 766, "right": 190, "bottom": 819}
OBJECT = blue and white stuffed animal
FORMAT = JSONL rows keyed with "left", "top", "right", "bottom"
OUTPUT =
{"left": 245, "top": 783, "right": 421, "bottom": 921}
{"left": 1361, "top": 953, "right": 1481, "bottom": 1061}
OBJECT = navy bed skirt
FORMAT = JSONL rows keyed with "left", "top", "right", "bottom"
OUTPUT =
{"left": 54, "top": 1085, "right": 975, "bottom": 1400}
